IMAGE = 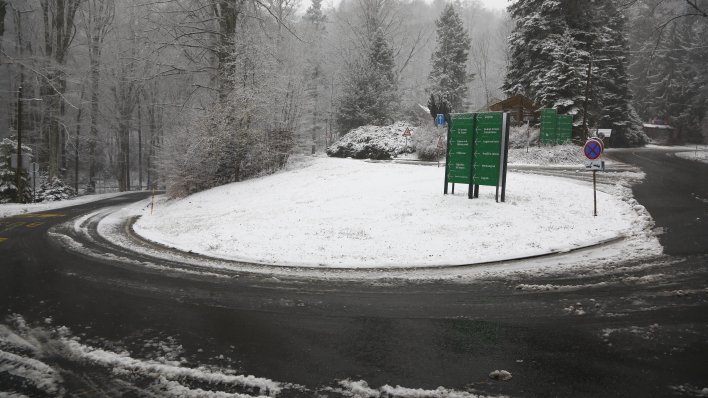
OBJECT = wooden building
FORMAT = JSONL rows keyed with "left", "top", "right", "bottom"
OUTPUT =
{"left": 643, "top": 123, "right": 678, "bottom": 145}
{"left": 487, "top": 95, "right": 540, "bottom": 125}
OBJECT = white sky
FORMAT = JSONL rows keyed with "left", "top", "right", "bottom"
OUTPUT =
{"left": 303, "top": 0, "right": 509, "bottom": 14}
{"left": 478, "top": 0, "right": 509, "bottom": 11}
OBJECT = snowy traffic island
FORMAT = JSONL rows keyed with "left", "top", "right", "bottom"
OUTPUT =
{"left": 132, "top": 156, "right": 658, "bottom": 269}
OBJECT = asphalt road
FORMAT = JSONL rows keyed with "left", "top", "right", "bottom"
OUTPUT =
{"left": 1, "top": 148, "right": 707, "bottom": 398}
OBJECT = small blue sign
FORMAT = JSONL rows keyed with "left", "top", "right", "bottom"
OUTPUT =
{"left": 435, "top": 114, "right": 445, "bottom": 126}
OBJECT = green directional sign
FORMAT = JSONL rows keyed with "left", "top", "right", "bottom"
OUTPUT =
{"left": 473, "top": 112, "right": 503, "bottom": 187}
{"left": 540, "top": 108, "right": 557, "bottom": 145}
{"left": 444, "top": 111, "right": 510, "bottom": 202}
{"left": 446, "top": 113, "right": 475, "bottom": 184}
{"left": 557, "top": 114, "right": 573, "bottom": 144}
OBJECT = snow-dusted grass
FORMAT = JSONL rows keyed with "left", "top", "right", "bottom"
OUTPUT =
{"left": 0, "top": 192, "right": 132, "bottom": 219}
{"left": 133, "top": 157, "right": 657, "bottom": 268}
{"left": 675, "top": 150, "right": 708, "bottom": 164}
{"left": 508, "top": 143, "right": 584, "bottom": 166}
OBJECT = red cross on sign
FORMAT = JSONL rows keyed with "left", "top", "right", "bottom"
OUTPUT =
{"left": 584, "top": 139, "right": 603, "bottom": 160}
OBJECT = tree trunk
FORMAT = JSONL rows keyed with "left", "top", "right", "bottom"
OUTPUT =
{"left": 88, "top": 37, "right": 101, "bottom": 192}
{"left": 137, "top": 97, "right": 142, "bottom": 191}
{"left": 74, "top": 85, "right": 85, "bottom": 192}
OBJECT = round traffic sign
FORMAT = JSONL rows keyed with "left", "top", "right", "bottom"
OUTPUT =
{"left": 584, "top": 139, "right": 603, "bottom": 160}
{"left": 589, "top": 137, "right": 604, "bottom": 150}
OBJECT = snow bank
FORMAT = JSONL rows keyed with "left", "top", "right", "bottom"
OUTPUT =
{"left": 508, "top": 144, "right": 584, "bottom": 165}
{"left": 0, "top": 315, "right": 282, "bottom": 398}
{"left": 133, "top": 157, "right": 658, "bottom": 268}
{"left": 334, "top": 379, "right": 501, "bottom": 398}
{"left": 675, "top": 150, "right": 708, "bottom": 164}
{"left": 0, "top": 192, "right": 131, "bottom": 219}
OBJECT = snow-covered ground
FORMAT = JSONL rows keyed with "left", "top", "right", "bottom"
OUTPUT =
{"left": 0, "top": 192, "right": 132, "bottom": 219}
{"left": 132, "top": 157, "right": 659, "bottom": 269}
{"left": 675, "top": 149, "right": 708, "bottom": 164}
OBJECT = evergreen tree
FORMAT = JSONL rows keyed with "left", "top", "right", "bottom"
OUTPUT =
{"left": 642, "top": 10, "right": 707, "bottom": 143}
{"left": 336, "top": 27, "right": 398, "bottom": 132}
{"left": 504, "top": 0, "right": 647, "bottom": 146}
{"left": 594, "top": 1, "right": 646, "bottom": 146}
{"left": 302, "top": 0, "right": 329, "bottom": 152}
{"left": 0, "top": 138, "right": 32, "bottom": 203}
{"left": 428, "top": 4, "right": 472, "bottom": 112}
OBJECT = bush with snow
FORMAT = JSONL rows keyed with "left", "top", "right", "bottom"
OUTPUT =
{"left": 507, "top": 143, "right": 583, "bottom": 165}
{"left": 509, "top": 125, "right": 540, "bottom": 148}
{"left": 36, "top": 176, "right": 76, "bottom": 202}
{"left": 0, "top": 138, "right": 33, "bottom": 203}
{"left": 326, "top": 122, "right": 415, "bottom": 160}
{"left": 412, "top": 124, "right": 446, "bottom": 161}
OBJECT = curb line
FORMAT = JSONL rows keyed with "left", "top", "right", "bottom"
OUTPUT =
{"left": 124, "top": 214, "right": 627, "bottom": 272}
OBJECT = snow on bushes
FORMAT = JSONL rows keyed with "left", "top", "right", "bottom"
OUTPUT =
{"left": 36, "top": 176, "right": 76, "bottom": 202}
{"left": 508, "top": 143, "right": 584, "bottom": 165}
{"left": 0, "top": 138, "right": 33, "bottom": 203}
{"left": 412, "top": 124, "right": 446, "bottom": 161}
{"left": 509, "top": 124, "right": 540, "bottom": 148}
{"left": 326, "top": 122, "right": 415, "bottom": 160}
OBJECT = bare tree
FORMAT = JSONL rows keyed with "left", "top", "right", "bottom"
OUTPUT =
{"left": 80, "top": 0, "right": 114, "bottom": 191}
{"left": 38, "top": 0, "right": 82, "bottom": 179}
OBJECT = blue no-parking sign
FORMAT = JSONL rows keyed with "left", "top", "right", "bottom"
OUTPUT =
{"left": 584, "top": 139, "right": 603, "bottom": 160}
{"left": 435, "top": 114, "right": 445, "bottom": 126}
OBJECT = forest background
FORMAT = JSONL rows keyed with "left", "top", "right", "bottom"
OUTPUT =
{"left": 0, "top": 0, "right": 705, "bottom": 199}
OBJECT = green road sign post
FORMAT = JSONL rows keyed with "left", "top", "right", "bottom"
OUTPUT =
{"left": 444, "top": 112, "right": 510, "bottom": 202}
{"left": 444, "top": 113, "right": 474, "bottom": 196}
{"left": 541, "top": 109, "right": 574, "bottom": 145}
{"left": 557, "top": 114, "right": 573, "bottom": 144}
{"left": 540, "top": 108, "right": 557, "bottom": 145}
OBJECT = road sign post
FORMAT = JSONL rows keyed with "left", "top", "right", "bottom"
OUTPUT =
{"left": 444, "top": 113, "right": 474, "bottom": 196}
{"left": 435, "top": 114, "right": 445, "bottom": 127}
{"left": 444, "top": 112, "right": 510, "bottom": 202}
{"left": 583, "top": 139, "right": 604, "bottom": 216}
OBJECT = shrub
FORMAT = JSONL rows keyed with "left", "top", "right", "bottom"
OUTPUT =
{"left": 412, "top": 124, "right": 446, "bottom": 161}
{"left": 326, "top": 122, "right": 415, "bottom": 160}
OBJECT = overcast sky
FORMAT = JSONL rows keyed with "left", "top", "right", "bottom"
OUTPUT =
{"left": 301, "top": 0, "right": 510, "bottom": 14}
{"left": 478, "top": 0, "right": 509, "bottom": 11}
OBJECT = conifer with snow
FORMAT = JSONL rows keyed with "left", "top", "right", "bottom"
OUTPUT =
{"left": 302, "top": 0, "right": 330, "bottom": 152}
{"left": 336, "top": 27, "right": 398, "bottom": 132}
{"left": 641, "top": 10, "right": 707, "bottom": 143}
{"left": 0, "top": 138, "right": 32, "bottom": 203}
{"left": 504, "top": 0, "right": 647, "bottom": 146}
{"left": 428, "top": 4, "right": 473, "bottom": 112}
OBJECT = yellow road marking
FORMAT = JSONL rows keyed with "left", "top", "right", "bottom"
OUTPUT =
{"left": 26, "top": 222, "right": 45, "bottom": 228}
{"left": 1, "top": 222, "right": 26, "bottom": 232}
{"left": 14, "top": 213, "right": 65, "bottom": 219}
{"left": 0, "top": 237, "right": 7, "bottom": 244}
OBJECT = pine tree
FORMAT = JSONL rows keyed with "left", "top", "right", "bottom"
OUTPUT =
{"left": 428, "top": 4, "right": 472, "bottom": 112}
{"left": 594, "top": 1, "right": 646, "bottom": 146}
{"left": 336, "top": 27, "right": 398, "bottom": 132}
{"left": 645, "top": 14, "right": 707, "bottom": 143}
{"left": 302, "top": 0, "right": 329, "bottom": 152}
{"left": 504, "top": 0, "right": 647, "bottom": 146}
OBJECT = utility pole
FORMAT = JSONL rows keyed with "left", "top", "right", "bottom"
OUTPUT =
{"left": 15, "top": 85, "right": 23, "bottom": 203}
{"left": 581, "top": 59, "right": 592, "bottom": 142}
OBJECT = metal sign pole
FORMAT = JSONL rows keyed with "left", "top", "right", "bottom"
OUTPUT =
{"left": 32, "top": 164, "right": 36, "bottom": 203}
{"left": 593, "top": 170, "right": 597, "bottom": 217}
{"left": 443, "top": 121, "right": 451, "bottom": 194}
{"left": 501, "top": 112, "right": 510, "bottom": 203}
